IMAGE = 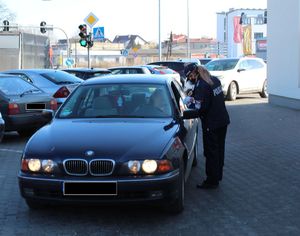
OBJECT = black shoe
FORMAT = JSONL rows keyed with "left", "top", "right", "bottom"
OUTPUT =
{"left": 196, "top": 180, "right": 219, "bottom": 189}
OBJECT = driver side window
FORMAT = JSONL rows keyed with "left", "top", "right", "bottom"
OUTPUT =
{"left": 171, "top": 82, "right": 186, "bottom": 115}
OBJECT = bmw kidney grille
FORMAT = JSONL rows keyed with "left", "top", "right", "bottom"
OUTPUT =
{"left": 63, "top": 159, "right": 115, "bottom": 176}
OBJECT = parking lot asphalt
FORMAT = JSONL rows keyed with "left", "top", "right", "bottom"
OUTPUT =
{"left": 0, "top": 95, "right": 299, "bottom": 236}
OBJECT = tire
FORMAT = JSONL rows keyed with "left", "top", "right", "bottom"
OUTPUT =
{"left": 226, "top": 82, "right": 237, "bottom": 101}
{"left": 25, "top": 199, "right": 45, "bottom": 210}
{"left": 259, "top": 80, "right": 268, "bottom": 98}
{"left": 167, "top": 158, "right": 185, "bottom": 214}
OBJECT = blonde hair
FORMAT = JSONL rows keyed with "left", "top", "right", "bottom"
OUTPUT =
{"left": 197, "top": 66, "right": 214, "bottom": 86}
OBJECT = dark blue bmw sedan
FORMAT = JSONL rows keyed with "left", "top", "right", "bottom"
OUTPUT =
{"left": 18, "top": 74, "right": 198, "bottom": 213}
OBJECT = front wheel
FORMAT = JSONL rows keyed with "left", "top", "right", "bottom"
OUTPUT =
{"left": 167, "top": 159, "right": 185, "bottom": 214}
{"left": 259, "top": 80, "right": 268, "bottom": 98}
{"left": 226, "top": 82, "right": 237, "bottom": 101}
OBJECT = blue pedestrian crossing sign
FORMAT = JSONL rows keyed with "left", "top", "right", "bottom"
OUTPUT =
{"left": 93, "top": 27, "right": 105, "bottom": 40}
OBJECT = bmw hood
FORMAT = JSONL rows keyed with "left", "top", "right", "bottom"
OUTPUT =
{"left": 25, "top": 118, "right": 178, "bottom": 161}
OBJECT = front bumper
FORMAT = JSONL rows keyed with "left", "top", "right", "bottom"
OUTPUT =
{"left": 18, "top": 170, "right": 180, "bottom": 205}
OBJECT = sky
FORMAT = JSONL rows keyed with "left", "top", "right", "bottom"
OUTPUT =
{"left": 3, "top": 0, "right": 267, "bottom": 42}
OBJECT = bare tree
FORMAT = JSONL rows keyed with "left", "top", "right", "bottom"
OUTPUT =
{"left": 0, "top": 1, "right": 16, "bottom": 22}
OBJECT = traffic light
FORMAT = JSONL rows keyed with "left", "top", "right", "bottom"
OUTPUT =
{"left": 3, "top": 20, "right": 9, "bottom": 31}
{"left": 79, "top": 24, "right": 87, "bottom": 47}
{"left": 78, "top": 25, "right": 93, "bottom": 48}
{"left": 40, "top": 21, "right": 46, "bottom": 34}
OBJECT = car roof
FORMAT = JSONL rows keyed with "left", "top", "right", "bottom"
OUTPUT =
{"left": 63, "top": 68, "right": 110, "bottom": 72}
{"left": 3, "top": 69, "right": 67, "bottom": 74}
{"left": 108, "top": 66, "right": 146, "bottom": 69}
{"left": 83, "top": 74, "right": 170, "bottom": 85}
{"left": 148, "top": 61, "right": 189, "bottom": 65}
{"left": 0, "top": 73, "right": 20, "bottom": 78}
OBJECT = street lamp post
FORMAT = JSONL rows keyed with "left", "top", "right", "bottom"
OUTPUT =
{"left": 158, "top": 0, "right": 162, "bottom": 60}
{"left": 187, "top": 0, "right": 190, "bottom": 58}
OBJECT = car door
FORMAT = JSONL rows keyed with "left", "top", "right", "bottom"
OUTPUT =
{"left": 170, "top": 81, "right": 198, "bottom": 179}
{"left": 247, "top": 59, "right": 267, "bottom": 91}
{"left": 236, "top": 59, "right": 253, "bottom": 92}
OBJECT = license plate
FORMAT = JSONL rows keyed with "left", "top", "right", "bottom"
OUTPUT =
{"left": 26, "top": 103, "right": 46, "bottom": 110}
{"left": 63, "top": 182, "right": 117, "bottom": 196}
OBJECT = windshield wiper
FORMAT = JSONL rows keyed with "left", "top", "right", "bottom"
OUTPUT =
{"left": 20, "top": 89, "right": 41, "bottom": 97}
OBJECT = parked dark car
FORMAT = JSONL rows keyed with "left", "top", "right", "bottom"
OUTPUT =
{"left": 18, "top": 74, "right": 198, "bottom": 213}
{"left": 0, "top": 74, "right": 57, "bottom": 136}
{"left": 147, "top": 61, "right": 196, "bottom": 86}
{"left": 62, "top": 68, "right": 112, "bottom": 80}
{"left": 0, "top": 112, "right": 4, "bottom": 142}
{"left": 2, "top": 69, "right": 83, "bottom": 105}
{"left": 199, "top": 58, "right": 213, "bottom": 65}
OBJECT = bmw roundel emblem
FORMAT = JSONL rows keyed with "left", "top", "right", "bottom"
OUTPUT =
{"left": 85, "top": 150, "right": 95, "bottom": 157}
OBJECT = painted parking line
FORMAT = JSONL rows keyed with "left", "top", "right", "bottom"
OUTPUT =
{"left": 0, "top": 149, "right": 23, "bottom": 154}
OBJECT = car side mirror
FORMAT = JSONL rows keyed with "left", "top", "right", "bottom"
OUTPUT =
{"left": 182, "top": 109, "right": 199, "bottom": 119}
{"left": 42, "top": 109, "right": 54, "bottom": 121}
{"left": 237, "top": 68, "right": 246, "bottom": 72}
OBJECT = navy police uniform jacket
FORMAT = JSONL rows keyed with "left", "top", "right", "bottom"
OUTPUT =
{"left": 193, "top": 76, "right": 230, "bottom": 131}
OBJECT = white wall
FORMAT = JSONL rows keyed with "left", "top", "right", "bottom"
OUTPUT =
{"left": 268, "top": 0, "right": 300, "bottom": 100}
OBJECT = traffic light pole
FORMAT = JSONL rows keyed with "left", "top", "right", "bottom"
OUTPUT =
{"left": 87, "top": 44, "right": 90, "bottom": 69}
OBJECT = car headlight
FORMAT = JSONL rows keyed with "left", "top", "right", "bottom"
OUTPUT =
{"left": 28, "top": 159, "right": 41, "bottom": 172}
{"left": 128, "top": 160, "right": 141, "bottom": 174}
{"left": 142, "top": 160, "right": 158, "bottom": 174}
{"left": 42, "top": 160, "right": 56, "bottom": 173}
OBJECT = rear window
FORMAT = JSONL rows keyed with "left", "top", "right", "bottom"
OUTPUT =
{"left": 0, "top": 77, "right": 41, "bottom": 96}
{"left": 40, "top": 71, "right": 83, "bottom": 84}
{"left": 150, "top": 62, "right": 184, "bottom": 72}
{"left": 205, "top": 59, "right": 239, "bottom": 71}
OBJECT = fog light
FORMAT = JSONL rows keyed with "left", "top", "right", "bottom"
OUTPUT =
{"left": 42, "top": 160, "right": 55, "bottom": 173}
{"left": 142, "top": 160, "right": 157, "bottom": 174}
{"left": 28, "top": 159, "right": 41, "bottom": 172}
{"left": 128, "top": 160, "right": 141, "bottom": 174}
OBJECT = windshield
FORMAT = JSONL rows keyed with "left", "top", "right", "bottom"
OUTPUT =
{"left": 58, "top": 83, "right": 173, "bottom": 119}
{"left": 205, "top": 59, "right": 239, "bottom": 71}
{"left": 0, "top": 77, "right": 42, "bottom": 96}
{"left": 40, "top": 71, "right": 83, "bottom": 84}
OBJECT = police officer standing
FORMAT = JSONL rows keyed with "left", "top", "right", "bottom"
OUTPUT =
{"left": 184, "top": 63, "right": 230, "bottom": 189}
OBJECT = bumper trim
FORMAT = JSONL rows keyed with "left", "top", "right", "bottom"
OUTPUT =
{"left": 18, "top": 170, "right": 179, "bottom": 183}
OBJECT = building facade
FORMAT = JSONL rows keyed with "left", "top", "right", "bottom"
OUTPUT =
{"left": 217, "top": 8, "right": 267, "bottom": 58}
{"left": 268, "top": 0, "right": 300, "bottom": 109}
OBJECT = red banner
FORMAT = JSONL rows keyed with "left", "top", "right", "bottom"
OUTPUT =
{"left": 233, "top": 16, "right": 243, "bottom": 43}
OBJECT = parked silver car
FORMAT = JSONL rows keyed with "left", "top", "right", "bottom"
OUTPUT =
{"left": 205, "top": 57, "right": 267, "bottom": 100}
{"left": 108, "top": 65, "right": 181, "bottom": 85}
{"left": 2, "top": 69, "right": 83, "bottom": 105}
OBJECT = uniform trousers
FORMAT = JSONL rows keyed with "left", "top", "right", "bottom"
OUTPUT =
{"left": 202, "top": 125, "right": 228, "bottom": 184}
